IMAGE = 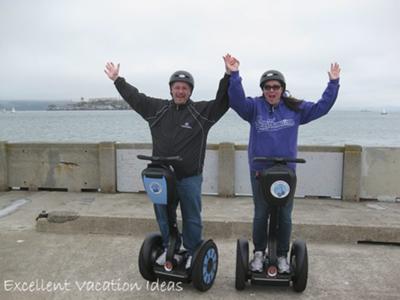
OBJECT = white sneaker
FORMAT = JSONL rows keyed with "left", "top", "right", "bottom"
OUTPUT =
{"left": 250, "top": 251, "right": 264, "bottom": 272}
{"left": 156, "top": 249, "right": 183, "bottom": 266}
{"left": 277, "top": 256, "right": 290, "bottom": 274}
{"left": 185, "top": 255, "right": 192, "bottom": 269}
{"left": 156, "top": 249, "right": 167, "bottom": 266}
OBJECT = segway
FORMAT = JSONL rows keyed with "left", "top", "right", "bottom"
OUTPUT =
{"left": 235, "top": 157, "right": 308, "bottom": 292}
{"left": 137, "top": 155, "right": 218, "bottom": 292}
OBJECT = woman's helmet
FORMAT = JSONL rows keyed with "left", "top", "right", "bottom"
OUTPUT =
{"left": 169, "top": 70, "right": 194, "bottom": 91}
{"left": 259, "top": 70, "right": 286, "bottom": 91}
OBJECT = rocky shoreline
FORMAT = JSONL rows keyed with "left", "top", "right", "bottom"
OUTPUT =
{"left": 47, "top": 98, "right": 130, "bottom": 111}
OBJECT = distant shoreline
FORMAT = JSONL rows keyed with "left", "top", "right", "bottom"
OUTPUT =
{"left": 0, "top": 99, "right": 130, "bottom": 111}
{"left": 1, "top": 100, "right": 400, "bottom": 112}
{"left": 47, "top": 99, "right": 130, "bottom": 111}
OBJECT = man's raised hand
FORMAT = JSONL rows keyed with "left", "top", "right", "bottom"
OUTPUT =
{"left": 104, "top": 62, "right": 120, "bottom": 81}
{"left": 223, "top": 53, "right": 240, "bottom": 74}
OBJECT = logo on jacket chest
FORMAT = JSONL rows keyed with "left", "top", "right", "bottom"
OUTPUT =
{"left": 180, "top": 122, "right": 193, "bottom": 129}
{"left": 255, "top": 116, "right": 295, "bottom": 132}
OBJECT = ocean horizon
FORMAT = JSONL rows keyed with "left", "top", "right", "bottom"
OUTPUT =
{"left": 1, "top": 109, "right": 400, "bottom": 147}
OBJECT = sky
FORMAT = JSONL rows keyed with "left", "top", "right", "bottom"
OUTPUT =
{"left": 0, "top": 0, "right": 399, "bottom": 108}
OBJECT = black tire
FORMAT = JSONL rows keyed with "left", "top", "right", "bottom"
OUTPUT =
{"left": 290, "top": 239, "right": 308, "bottom": 292}
{"left": 138, "top": 233, "right": 163, "bottom": 282}
{"left": 192, "top": 240, "right": 219, "bottom": 292}
{"left": 235, "top": 238, "right": 249, "bottom": 290}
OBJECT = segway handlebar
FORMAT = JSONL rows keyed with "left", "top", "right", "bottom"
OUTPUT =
{"left": 253, "top": 157, "right": 306, "bottom": 164}
{"left": 137, "top": 155, "right": 183, "bottom": 163}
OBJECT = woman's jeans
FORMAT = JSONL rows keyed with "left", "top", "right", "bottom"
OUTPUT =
{"left": 153, "top": 174, "right": 203, "bottom": 256}
{"left": 250, "top": 170, "right": 293, "bottom": 257}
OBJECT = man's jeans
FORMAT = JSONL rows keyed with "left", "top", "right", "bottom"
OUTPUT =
{"left": 250, "top": 170, "right": 293, "bottom": 256}
{"left": 153, "top": 174, "right": 203, "bottom": 255}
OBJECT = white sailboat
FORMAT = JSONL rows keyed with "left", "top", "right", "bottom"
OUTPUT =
{"left": 380, "top": 108, "right": 388, "bottom": 115}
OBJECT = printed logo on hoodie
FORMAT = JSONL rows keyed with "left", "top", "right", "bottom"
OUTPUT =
{"left": 255, "top": 116, "right": 295, "bottom": 132}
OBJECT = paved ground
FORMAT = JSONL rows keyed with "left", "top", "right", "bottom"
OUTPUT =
{"left": 1, "top": 190, "right": 399, "bottom": 242}
{"left": 1, "top": 230, "right": 399, "bottom": 300}
{"left": 1, "top": 191, "right": 400, "bottom": 299}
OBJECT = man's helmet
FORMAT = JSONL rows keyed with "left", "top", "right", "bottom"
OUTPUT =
{"left": 169, "top": 70, "right": 194, "bottom": 91}
{"left": 259, "top": 70, "right": 286, "bottom": 91}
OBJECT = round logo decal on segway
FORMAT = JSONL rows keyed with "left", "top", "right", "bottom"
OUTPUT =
{"left": 149, "top": 182, "right": 162, "bottom": 195}
{"left": 270, "top": 180, "right": 290, "bottom": 198}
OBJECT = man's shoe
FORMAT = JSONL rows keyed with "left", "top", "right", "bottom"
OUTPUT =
{"left": 156, "top": 249, "right": 167, "bottom": 266}
{"left": 250, "top": 251, "right": 264, "bottom": 272}
{"left": 156, "top": 249, "right": 184, "bottom": 266}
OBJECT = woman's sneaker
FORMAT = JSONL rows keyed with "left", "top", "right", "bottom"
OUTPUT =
{"left": 277, "top": 256, "right": 290, "bottom": 274}
{"left": 250, "top": 251, "right": 264, "bottom": 272}
{"left": 185, "top": 255, "right": 192, "bottom": 269}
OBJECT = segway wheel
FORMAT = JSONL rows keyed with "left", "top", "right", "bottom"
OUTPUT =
{"left": 235, "top": 238, "right": 249, "bottom": 290}
{"left": 290, "top": 239, "right": 308, "bottom": 292}
{"left": 192, "top": 240, "right": 218, "bottom": 292}
{"left": 138, "top": 233, "right": 163, "bottom": 282}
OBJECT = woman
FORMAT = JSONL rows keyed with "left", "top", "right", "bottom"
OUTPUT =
{"left": 224, "top": 55, "right": 340, "bottom": 273}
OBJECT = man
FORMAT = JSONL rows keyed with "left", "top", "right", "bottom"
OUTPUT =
{"left": 104, "top": 58, "right": 231, "bottom": 268}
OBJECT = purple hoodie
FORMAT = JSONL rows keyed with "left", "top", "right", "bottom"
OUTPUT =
{"left": 228, "top": 71, "right": 340, "bottom": 171}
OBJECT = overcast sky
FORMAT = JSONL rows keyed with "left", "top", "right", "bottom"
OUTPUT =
{"left": 0, "top": 0, "right": 399, "bottom": 108}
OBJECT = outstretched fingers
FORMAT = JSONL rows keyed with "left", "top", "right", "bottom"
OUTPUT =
{"left": 328, "top": 62, "right": 341, "bottom": 80}
{"left": 223, "top": 53, "right": 240, "bottom": 73}
{"left": 223, "top": 53, "right": 232, "bottom": 65}
{"left": 104, "top": 62, "right": 120, "bottom": 81}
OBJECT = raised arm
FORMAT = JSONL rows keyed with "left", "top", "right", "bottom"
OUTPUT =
{"left": 225, "top": 55, "right": 255, "bottom": 121}
{"left": 104, "top": 62, "right": 166, "bottom": 119}
{"left": 198, "top": 54, "right": 234, "bottom": 122}
{"left": 300, "top": 63, "right": 341, "bottom": 124}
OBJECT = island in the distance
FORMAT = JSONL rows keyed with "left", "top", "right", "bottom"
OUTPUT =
{"left": 47, "top": 98, "right": 130, "bottom": 111}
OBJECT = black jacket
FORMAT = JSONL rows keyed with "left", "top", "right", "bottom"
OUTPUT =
{"left": 114, "top": 74, "right": 230, "bottom": 179}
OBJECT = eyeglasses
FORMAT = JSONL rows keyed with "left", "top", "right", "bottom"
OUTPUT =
{"left": 263, "top": 84, "right": 282, "bottom": 91}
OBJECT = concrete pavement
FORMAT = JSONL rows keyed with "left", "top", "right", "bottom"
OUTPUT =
{"left": 1, "top": 190, "right": 400, "bottom": 299}
{"left": 1, "top": 230, "right": 400, "bottom": 300}
{"left": 0, "top": 190, "right": 399, "bottom": 243}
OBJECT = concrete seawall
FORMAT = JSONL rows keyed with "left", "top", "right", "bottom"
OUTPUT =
{"left": 1, "top": 141, "right": 400, "bottom": 201}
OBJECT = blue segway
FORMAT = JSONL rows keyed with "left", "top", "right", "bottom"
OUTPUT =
{"left": 235, "top": 157, "right": 308, "bottom": 292}
{"left": 137, "top": 155, "right": 218, "bottom": 292}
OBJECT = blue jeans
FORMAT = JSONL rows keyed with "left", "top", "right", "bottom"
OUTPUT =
{"left": 153, "top": 174, "right": 203, "bottom": 255}
{"left": 250, "top": 170, "right": 293, "bottom": 257}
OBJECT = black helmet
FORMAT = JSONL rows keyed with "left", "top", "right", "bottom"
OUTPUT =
{"left": 259, "top": 70, "right": 286, "bottom": 91}
{"left": 169, "top": 70, "right": 194, "bottom": 91}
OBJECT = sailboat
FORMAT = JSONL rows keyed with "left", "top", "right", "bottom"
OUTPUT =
{"left": 380, "top": 108, "right": 388, "bottom": 115}
{"left": 11, "top": 107, "right": 16, "bottom": 113}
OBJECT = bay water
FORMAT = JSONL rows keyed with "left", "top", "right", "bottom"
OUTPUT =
{"left": 1, "top": 110, "right": 399, "bottom": 147}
